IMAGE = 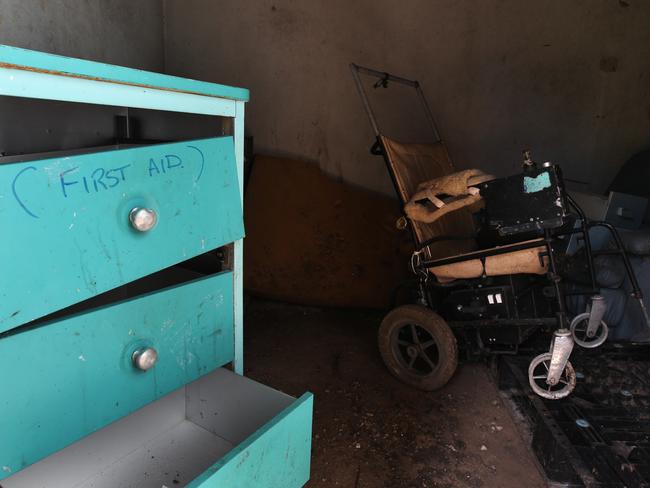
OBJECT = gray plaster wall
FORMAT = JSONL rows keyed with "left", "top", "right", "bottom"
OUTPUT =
{"left": 163, "top": 0, "right": 650, "bottom": 195}
{"left": 0, "top": 0, "right": 165, "bottom": 155}
{"left": 0, "top": 0, "right": 164, "bottom": 69}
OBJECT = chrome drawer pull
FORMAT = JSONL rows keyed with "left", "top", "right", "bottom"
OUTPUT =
{"left": 129, "top": 207, "right": 157, "bottom": 232}
{"left": 132, "top": 347, "right": 158, "bottom": 371}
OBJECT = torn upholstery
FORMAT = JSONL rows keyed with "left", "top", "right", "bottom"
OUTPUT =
{"left": 404, "top": 169, "right": 494, "bottom": 224}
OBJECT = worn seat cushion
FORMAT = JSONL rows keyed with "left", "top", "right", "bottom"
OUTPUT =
{"left": 428, "top": 239, "right": 547, "bottom": 283}
{"left": 619, "top": 229, "right": 650, "bottom": 256}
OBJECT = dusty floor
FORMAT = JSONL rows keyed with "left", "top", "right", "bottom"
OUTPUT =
{"left": 244, "top": 300, "right": 546, "bottom": 488}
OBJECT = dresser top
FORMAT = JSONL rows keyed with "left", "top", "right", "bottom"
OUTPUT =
{"left": 0, "top": 44, "right": 249, "bottom": 102}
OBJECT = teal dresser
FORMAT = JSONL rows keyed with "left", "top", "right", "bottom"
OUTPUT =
{"left": 0, "top": 45, "right": 313, "bottom": 488}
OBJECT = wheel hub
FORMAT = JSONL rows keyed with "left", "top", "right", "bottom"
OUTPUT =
{"left": 406, "top": 345, "right": 418, "bottom": 358}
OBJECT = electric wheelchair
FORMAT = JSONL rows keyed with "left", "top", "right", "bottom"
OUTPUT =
{"left": 351, "top": 64, "right": 647, "bottom": 399}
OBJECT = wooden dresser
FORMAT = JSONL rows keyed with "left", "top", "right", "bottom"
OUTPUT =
{"left": 0, "top": 45, "right": 312, "bottom": 488}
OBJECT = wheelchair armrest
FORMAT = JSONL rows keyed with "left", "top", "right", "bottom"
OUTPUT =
{"left": 416, "top": 233, "right": 477, "bottom": 251}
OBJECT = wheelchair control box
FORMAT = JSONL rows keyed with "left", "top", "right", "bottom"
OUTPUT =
{"left": 481, "top": 166, "right": 567, "bottom": 236}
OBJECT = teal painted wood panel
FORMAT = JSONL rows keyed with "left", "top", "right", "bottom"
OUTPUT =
{"left": 188, "top": 393, "right": 314, "bottom": 488}
{"left": 0, "top": 137, "right": 243, "bottom": 333}
{"left": 0, "top": 272, "right": 234, "bottom": 480}
{"left": 0, "top": 44, "right": 249, "bottom": 101}
{"left": 233, "top": 101, "right": 245, "bottom": 374}
{"left": 0, "top": 66, "right": 236, "bottom": 117}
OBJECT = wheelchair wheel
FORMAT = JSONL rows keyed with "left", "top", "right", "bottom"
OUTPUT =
{"left": 570, "top": 312, "right": 608, "bottom": 349}
{"left": 528, "top": 352, "right": 576, "bottom": 400}
{"left": 378, "top": 304, "right": 458, "bottom": 391}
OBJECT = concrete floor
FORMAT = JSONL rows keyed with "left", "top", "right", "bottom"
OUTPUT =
{"left": 244, "top": 300, "right": 546, "bottom": 488}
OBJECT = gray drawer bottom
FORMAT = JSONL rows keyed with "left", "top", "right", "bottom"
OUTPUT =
{"left": 2, "top": 368, "right": 313, "bottom": 488}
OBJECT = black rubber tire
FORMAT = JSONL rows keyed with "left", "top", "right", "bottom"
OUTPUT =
{"left": 378, "top": 304, "right": 458, "bottom": 391}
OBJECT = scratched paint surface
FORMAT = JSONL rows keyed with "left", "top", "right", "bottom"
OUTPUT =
{"left": 0, "top": 272, "right": 234, "bottom": 480}
{"left": 0, "top": 136, "right": 243, "bottom": 333}
{"left": 0, "top": 44, "right": 250, "bottom": 102}
{"left": 188, "top": 394, "right": 313, "bottom": 488}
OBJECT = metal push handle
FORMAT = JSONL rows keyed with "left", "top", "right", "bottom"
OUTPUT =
{"left": 349, "top": 63, "right": 442, "bottom": 143}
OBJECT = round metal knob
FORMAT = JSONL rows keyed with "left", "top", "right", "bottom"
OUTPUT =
{"left": 129, "top": 207, "right": 157, "bottom": 232}
{"left": 132, "top": 347, "right": 158, "bottom": 371}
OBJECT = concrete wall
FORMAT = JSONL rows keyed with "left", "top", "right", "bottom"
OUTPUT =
{"left": 163, "top": 0, "right": 650, "bottom": 195}
{"left": 0, "top": 0, "right": 164, "bottom": 69}
{"left": 0, "top": 0, "right": 165, "bottom": 156}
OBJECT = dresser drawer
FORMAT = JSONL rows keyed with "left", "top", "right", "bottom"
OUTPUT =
{"left": 0, "top": 271, "right": 235, "bottom": 477}
{"left": 0, "top": 136, "right": 244, "bottom": 333}
{"left": 1, "top": 368, "right": 313, "bottom": 488}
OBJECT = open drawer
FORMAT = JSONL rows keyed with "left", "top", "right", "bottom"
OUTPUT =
{"left": 0, "top": 271, "right": 238, "bottom": 474}
{"left": 1, "top": 368, "right": 313, "bottom": 488}
{"left": 0, "top": 136, "right": 244, "bottom": 333}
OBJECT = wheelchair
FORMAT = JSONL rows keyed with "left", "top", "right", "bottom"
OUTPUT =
{"left": 350, "top": 64, "right": 647, "bottom": 399}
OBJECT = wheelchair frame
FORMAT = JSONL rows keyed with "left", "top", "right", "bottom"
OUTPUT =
{"left": 350, "top": 63, "right": 647, "bottom": 396}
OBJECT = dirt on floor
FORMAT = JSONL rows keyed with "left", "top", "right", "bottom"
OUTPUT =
{"left": 244, "top": 300, "right": 546, "bottom": 488}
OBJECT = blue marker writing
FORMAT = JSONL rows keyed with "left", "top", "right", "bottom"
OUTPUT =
{"left": 148, "top": 154, "right": 184, "bottom": 177}
{"left": 60, "top": 166, "right": 80, "bottom": 198}
{"left": 186, "top": 145, "right": 205, "bottom": 182}
{"left": 60, "top": 163, "right": 131, "bottom": 197}
{"left": 12, "top": 166, "right": 39, "bottom": 218}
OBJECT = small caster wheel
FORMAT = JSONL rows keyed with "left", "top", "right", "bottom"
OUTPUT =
{"left": 528, "top": 352, "right": 576, "bottom": 400}
{"left": 378, "top": 305, "right": 458, "bottom": 391}
{"left": 570, "top": 312, "right": 608, "bottom": 349}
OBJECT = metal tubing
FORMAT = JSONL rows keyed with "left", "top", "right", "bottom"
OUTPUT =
{"left": 349, "top": 63, "right": 380, "bottom": 137}
{"left": 416, "top": 233, "right": 478, "bottom": 251}
{"left": 566, "top": 194, "right": 597, "bottom": 291}
{"left": 592, "top": 222, "right": 642, "bottom": 298}
{"left": 589, "top": 221, "right": 649, "bottom": 327}
{"left": 419, "top": 239, "right": 545, "bottom": 269}
{"left": 545, "top": 229, "right": 567, "bottom": 329}
{"left": 351, "top": 64, "right": 420, "bottom": 87}
{"left": 350, "top": 63, "right": 441, "bottom": 142}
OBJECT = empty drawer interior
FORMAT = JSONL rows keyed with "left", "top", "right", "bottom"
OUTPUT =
{"left": 2, "top": 368, "right": 297, "bottom": 488}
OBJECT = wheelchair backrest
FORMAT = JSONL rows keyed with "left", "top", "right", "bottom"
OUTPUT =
{"left": 380, "top": 135, "right": 478, "bottom": 258}
{"left": 349, "top": 64, "right": 476, "bottom": 259}
{"left": 479, "top": 165, "right": 568, "bottom": 236}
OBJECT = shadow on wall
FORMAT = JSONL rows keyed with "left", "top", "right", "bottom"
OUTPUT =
{"left": 244, "top": 154, "right": 413, "bottom": 309}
